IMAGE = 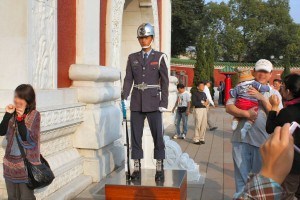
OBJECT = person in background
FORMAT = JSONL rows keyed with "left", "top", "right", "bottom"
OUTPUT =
{"left": 172, "top": 83, "right": 191, "bottom": 139}
{"left": 226, "top": 59, "right": 283, "bottom": 196}
{"left": 204, "top": 80, "right": 218, "bottom": 131}
{"left": 218, "top": 81, "right": 225, "bottom": 106}
{"left": 0, "top": 84, "right": 41, "bottom": 200}
{"left": 192, "top": 82, "right": 209, "bottom": 145}
{"left": 266, "top": 74, "right": 300, "bottom": 200}
{"left": 234, "top": 123, "right": 294, "bottom": 199}
{"left": 273, "top": 79, "right": 283, "bottom": 92}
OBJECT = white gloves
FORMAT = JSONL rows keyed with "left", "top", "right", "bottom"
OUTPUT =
{"left": 159, "top": 107, "right": 168, "bottom": 112}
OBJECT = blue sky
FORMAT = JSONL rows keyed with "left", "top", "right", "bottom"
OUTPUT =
{"left": 205, "top": 0, "right": 300, "bottom": 24}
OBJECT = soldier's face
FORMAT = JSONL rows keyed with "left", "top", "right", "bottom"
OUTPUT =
{"left": 138, "top": 36, "right": 153, "bottom": 48}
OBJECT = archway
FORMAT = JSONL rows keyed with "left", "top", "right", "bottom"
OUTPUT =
{"left": 120, "top": 0, "right": 159, "bottom": 78}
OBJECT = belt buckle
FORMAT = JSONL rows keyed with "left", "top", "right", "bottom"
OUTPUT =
{"left": 137, "top": 82, "right": 147, "bottom": 91}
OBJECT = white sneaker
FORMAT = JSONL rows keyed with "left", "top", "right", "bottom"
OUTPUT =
{"left": 232, "top": 120, "right": 239, "bottom": 130}
{"left": 240, "top": 122, "right": 252, "bottom": 139}
{"left": 240, "top": 128, "right": 247, "bottom": 139}
{"left": 181, "top": 134, "right": 186, "bottom": 139}
{"left": 173, "top": 135, "right": 179, "bottom": 139}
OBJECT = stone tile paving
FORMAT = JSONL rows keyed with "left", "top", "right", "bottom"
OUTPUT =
{"left": 164, "top": 107, "right": 235, "bottom": 200}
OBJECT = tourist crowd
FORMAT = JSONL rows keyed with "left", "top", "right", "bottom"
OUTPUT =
{"left": 172, "top": 59, "right": 300, "bottom": 199}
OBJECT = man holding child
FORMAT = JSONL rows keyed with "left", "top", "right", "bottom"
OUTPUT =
{"left": 226, "top": 59, "right": 283, "bottom": 196}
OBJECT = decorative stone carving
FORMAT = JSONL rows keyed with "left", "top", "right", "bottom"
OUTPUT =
{"left": 40, "top": 105, "right": 85, "bottom": 131}
{"left": 41, "top": 135, "right": 73, "bottom": 157}
{"left": 110, "top": 0, "right": 125, "bottom": 69}
{"left": 29, "top": 0, "right": 57, "bottom": 89}
{"left": 142, "top": 121, "right": 201, "bottom": 182}
{"left": 35, "top": 160, "right": 84, "bottom": 199}
{"left": 164, "top": 136, "right": 201, "bottom": 182}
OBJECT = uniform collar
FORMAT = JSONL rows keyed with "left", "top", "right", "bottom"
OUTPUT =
{"left": 142, "top": 49, "right": 153, "bottom": 58}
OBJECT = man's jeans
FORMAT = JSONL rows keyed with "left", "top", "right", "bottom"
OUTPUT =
{"left": 232, "top": 142, "right": 262, "bottom": 195}
{"left": 175, "top": 110, "right": 188, "bottom": 135}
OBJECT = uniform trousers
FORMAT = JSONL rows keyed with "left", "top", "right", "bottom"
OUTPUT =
{"left": 193, "top": 108, "right": 207, "bottom": 141}
{"left": 130, "top": 111, "right": 165, "bottom": 160}
{"left": 5, "top": 180, "right": 36, "bottom": 200}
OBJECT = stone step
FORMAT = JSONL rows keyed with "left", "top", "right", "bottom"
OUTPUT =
{"left": 44, "top": 174, "right": 92, "bottom": 200}
{"left": 35, "top": 147, "right": 84, "bottom": 199}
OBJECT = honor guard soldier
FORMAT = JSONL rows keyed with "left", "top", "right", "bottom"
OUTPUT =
{"left": 122, "top": 23, "right": 169, "bottom": 181}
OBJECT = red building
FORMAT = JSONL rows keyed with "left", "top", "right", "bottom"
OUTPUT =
{"left": 171, "top": 64, "right": 300, "bottom": 87}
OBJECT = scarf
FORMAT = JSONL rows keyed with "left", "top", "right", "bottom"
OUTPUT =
{"left": 285, "top": 97, "right": 300, "bottom": 107}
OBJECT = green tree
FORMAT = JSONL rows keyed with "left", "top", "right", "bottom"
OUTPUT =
{"left": 205, "top": 38, "right": 215, "bottom": 98}
{"left": 171, "top": 0, "right": 205, "bottom": 56}
{"left": 281, "top": 54, "right": 291, "bottom": 79}
{"left": 191, "top": 34, "right": 207, "bottom": 94}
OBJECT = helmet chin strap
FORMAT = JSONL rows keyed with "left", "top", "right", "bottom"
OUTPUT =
{"left": 142, "top": 39, "right": 153, "bottom": 49}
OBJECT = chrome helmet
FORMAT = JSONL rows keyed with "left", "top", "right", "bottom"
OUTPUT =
{"left": 137, "top": 23, "right": 155, "bottom": 38}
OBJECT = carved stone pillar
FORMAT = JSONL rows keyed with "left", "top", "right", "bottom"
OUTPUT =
{"left": 70, "top": 64, "right": 124, "bottom": 182}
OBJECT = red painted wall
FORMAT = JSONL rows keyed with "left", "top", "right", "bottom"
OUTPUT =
{"left": 100, "top": 0, "right": 107, "bottom": 66}
{"left": 57, "top": 0, "right": 76, "bottom": 88}
{"left": 157, "top": 0, "right": 162, "bottom": 51}
{"left": 171, "top": 65, "right": 300, "bottom": 87}
{"left": 171, "top": 66, "right": 194, "bottom": 87}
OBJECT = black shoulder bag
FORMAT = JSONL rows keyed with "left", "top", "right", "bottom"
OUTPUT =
{"left": 15, "top": 121, "right": 55, "bottom": 190}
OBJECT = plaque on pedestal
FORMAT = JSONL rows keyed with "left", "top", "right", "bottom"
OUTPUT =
{"left": 105, "top": 169, "right": 187, "bottom": 200}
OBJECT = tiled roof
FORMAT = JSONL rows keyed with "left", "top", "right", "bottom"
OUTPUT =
{"left": 219, "top": 65, "right": 237, "bottom": 73}
{"left": 171, "top": 58, "right": 300, "bottom": 69}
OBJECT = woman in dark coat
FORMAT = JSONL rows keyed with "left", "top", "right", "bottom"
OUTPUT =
{"left": 266, "top": 74, "right": 300, "bottom": 200}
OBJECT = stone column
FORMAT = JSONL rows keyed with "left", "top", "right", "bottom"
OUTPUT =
{"left": 28, "top": 0, "right": 58, "bottom": 89}
{"left": 70, "top": 65, "right": 124, "bottom": 182}
{"left": 76, "top": 0, "right": 100, "bottom": 65}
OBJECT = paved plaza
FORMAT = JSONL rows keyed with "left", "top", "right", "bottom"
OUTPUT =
{"left": 165, "top": 107, "right": 235, "bottom": 200}
{"left": 75, "top": 106, "right": 235, "bottom": 200}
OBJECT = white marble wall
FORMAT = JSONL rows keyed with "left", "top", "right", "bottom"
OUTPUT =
{"left": 0, "top": 0, "right": 29, "bottom": 90}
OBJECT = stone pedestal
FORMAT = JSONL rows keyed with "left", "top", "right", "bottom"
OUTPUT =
{"left": 70, "top": 64, "right": 124, "bottom": 182}
{"left": 105, "top": 169, "right": 187, "bottom": 200}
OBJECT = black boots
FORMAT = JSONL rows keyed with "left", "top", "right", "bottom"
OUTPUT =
{"left": 155, "top": 159, "right": 164, "bottom": 181}
{"left": 131, "top": 159, "right": 164, "bottom": 181}
{"left": 131, "top": 159, "right": 141, "bottom": 180}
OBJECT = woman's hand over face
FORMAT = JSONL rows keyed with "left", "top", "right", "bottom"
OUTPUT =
{"left": 5, "top": 104, "right": 15, "bottom": 114}
{"left": 15, "top": 101, "right": 26, "bottom": 117}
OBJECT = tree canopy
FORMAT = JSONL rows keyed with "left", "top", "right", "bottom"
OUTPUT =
{"left": 171, "top": 0, "right": 300, "bottom": 65}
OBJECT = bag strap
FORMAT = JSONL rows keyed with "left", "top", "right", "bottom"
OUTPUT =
{"left": 14, "top": 119, "right": 27, "bottom": 160}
